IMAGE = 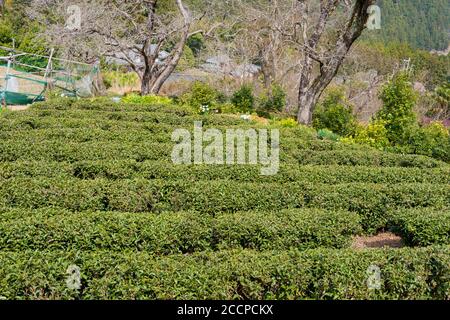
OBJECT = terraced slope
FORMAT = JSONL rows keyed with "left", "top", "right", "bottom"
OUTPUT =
{"left": 0, "top": 98, "right": 449, "bottom": 300}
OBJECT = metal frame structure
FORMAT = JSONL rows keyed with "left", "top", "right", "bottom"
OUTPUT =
{"left": 0, "top": 46, "right": 99, "bottom": 108}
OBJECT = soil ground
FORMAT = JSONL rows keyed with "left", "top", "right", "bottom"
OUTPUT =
{"left": 352, "top": 232, "right": 404, "bottom": 249}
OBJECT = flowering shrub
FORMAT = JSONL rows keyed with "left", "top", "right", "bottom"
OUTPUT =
{"left": 341, "top": 120, "right": 390, "bottom": 150}
{"left": 217, "top": 102, "right": 240, "bottom": 114}
{"left": 199, "top": 105, "right": 210, "bottom": 114}
{"left": 376, "top": 72, "right": 417, "bottom": 144}
{"left": 270, "top": 118, "right": 298, "bottom": 128}
{"left": 122, "top": 94, "right": 172, "bottom": 105}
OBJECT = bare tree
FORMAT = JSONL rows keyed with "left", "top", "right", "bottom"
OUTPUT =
{"left": 294, "top": 0, "right": 375, "bottom": 124}
{"left": 231, "top": 0, "right": 303, "bottom": 91}
{"left": 202, "top": 0, "right": 307, "bottom": 108}
{"left": 29, "top": 0, "right": 215, "bottom": 95}
{"left": 209, "top": 0, "right": 374, "bottom": 118}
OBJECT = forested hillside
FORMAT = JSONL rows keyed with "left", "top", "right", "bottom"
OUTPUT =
{"left": 368, "top": 0, "right": 450, "bottom": 50}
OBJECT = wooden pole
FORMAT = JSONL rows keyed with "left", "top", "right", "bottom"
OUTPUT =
{"left": 2, "top": 54, "right": 12, "bottom": 108}
{"left": 44, "top": 48, "right": 55, "bottom": 90}
{"left": 44, "top": 48, "right": 54, "bottom": 79}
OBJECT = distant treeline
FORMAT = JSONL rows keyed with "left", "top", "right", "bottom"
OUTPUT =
{"left": 366, "top": 0, "right": 450, "bottom": 51}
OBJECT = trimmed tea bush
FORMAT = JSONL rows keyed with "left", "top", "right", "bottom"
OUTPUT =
{"left": 1, "top": 160, "right": 448, "bottom": 184}
{"left": 390, "top": 208, "right": 450, "bottom": 246}
{"left": 0, "top": 178, "right": 447, "bottom": 232}
{"left": 0, "top": 208, "right": 361, "bottom": 252}
{"left": 0, "top": 247, "right": 448, "bottom": 299}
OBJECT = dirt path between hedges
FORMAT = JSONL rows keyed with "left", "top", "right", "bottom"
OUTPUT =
{"left": 352, "top": 232, "right": 404, "bottom": 249}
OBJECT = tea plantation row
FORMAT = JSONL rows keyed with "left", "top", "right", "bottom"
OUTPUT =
{"left": 0, "top": 177, "right": 447, "bottom": 232}
{"left": 0, "top": 139, "right": 444, "bottom": 167}
{"left": 0, "top": 247, "right": 448, "bottom": 299}
{"left": 0, "top": 207, "right": 448, "bottom": 252}
{"left": 0, "top": 160, "right": 447, "bottom": 183}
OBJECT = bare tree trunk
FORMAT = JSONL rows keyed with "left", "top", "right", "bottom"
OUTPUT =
{"left": 141, "top": 69, "right": 152, "bottom": 95}
{"left": 297, "top": 87, "right": 317, "bottom": 124}
{"left": 297, "top": 0, "right": 374, "bottom": 124}
{"left": 149, "top": 29, "right": 190, "bottom": 93}
{"left": 261, "top": 63, "right": 273, "bottom": 93}
{"left": 139, "top": 0, "right": 192, "bottom": 95}
{"left": 92, "top": 60, "right": 106, "bottom": 95}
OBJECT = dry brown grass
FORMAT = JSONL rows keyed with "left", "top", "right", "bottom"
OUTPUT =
{"left": 159, "top": 79, "right": 192, "bottom": 97}
{"left": 107, "top": 84, "right": 140, "bottom": 96}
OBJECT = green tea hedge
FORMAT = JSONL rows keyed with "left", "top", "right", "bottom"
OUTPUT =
{"left": 390, "top": 208, "right": 450, "bottom": 246}
{"left": 33, "top": 98, "right": 194, "bottom": 114}
{"left": 0, "top": 208, "right": 361, "bottom": 252}
{"left": 0, "top": 141, "right": 172, "bottom": 162}
{"left": 0, "top": 98, "right": 448, "bottom": 301}
{"left": 0, "top": 139, "right": 444, "bottom": 167}
{"left": 0, "top": 178, "right": 447, "bottom": 232}
{"left": 0, "top": 247, "right": 448, "bottom": 299}
{"left": 4, "top": 108, "right": 250, "bottom": 127}
{"left": 1, "top": 161, "right": 448, "bottom": 183}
